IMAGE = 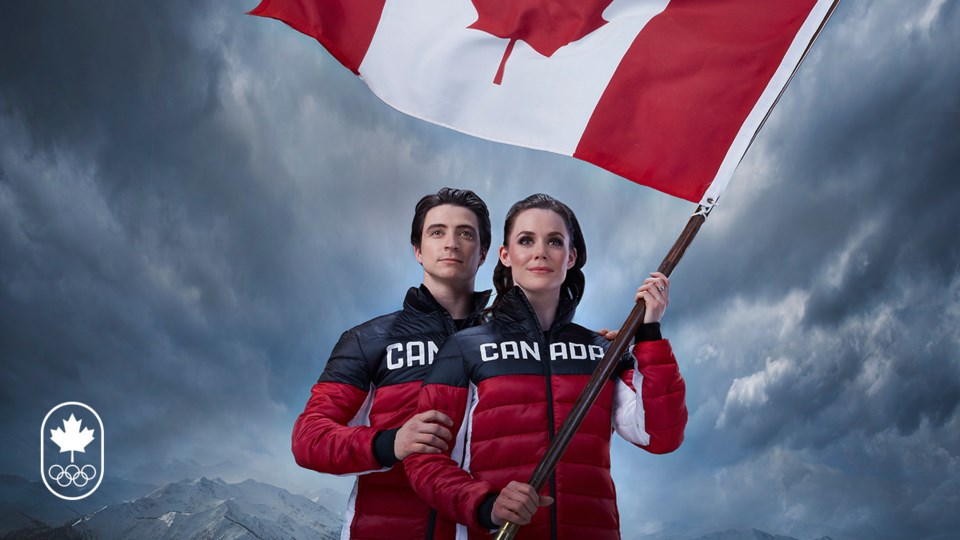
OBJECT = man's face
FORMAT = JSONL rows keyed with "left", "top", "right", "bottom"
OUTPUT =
{"left": 415, "top": 204, "right": 486, "bottom": 287}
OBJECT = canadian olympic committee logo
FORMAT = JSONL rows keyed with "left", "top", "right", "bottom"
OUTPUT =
{"left": 41, "top": 402, "right": 104, "bottom": 500}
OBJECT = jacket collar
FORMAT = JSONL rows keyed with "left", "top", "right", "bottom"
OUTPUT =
{"left": 404, "top": 284, "right": 491, "bottom": 324}
{"left": 494, "top": 286, "right": 578, "bottom": 335}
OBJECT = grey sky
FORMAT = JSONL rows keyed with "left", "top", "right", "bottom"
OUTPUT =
{"left": 1, "top": 1, "right": 957, "bottom": 539}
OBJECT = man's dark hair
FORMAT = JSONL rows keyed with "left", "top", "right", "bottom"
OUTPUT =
{"left": 411, "top": 187, "right": 491, "bottom": 254}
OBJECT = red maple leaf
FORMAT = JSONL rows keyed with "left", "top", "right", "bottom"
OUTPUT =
{"left": 469, "top": 0, "right": 613, "bottom": 85}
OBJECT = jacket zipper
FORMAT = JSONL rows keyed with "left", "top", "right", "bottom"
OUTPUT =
{"left": 540, "top": 333, "right": 558, "bottom": 540}
{"left": 520, "top": 294, "right": 559, "bottom": 540}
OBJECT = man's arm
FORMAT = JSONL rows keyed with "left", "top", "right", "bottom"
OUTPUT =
{"left": 293, "top": 329, "right": 454, "bottom": 474}
{"left": 292, "top": 330, "right": 388, "bottom": 475}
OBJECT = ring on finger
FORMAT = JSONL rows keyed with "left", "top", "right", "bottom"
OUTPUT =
{"left": 657, "top": 285, "right": 666, "bottom": 292}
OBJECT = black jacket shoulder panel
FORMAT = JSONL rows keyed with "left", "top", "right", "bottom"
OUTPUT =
{"left": 422, "top": 332, "right": 472, "bottom": 388}
{"left": 317, "top": 328, "right": 375, "bottom": 390}
{"left": 318, "top": 286, "right": 491, "bottom": 389}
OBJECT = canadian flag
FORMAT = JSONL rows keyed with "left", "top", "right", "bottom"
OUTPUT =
{"left": 251, "top": 0, "right": 837, "bottom": 204}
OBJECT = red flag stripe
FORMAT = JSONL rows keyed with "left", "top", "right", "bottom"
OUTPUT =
{"left": 575, "top": 0, "right": 820, "bottom": 202}
{"left": 249, "top": 0, "right": 384, "bottom": 75}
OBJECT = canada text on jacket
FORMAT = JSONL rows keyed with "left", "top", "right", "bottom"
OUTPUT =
{"left": 480, "top": 341, "right": 605, "bottom": 362}
{"left": 386, "top": 340, "right": 440, "bottom": 370}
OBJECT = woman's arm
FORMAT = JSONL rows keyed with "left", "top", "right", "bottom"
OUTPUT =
{"left": 611, "top": 272, "right": 687, "bottom": 453}
{"left": 403, "top": 338, "right": 501, "bottom": 531}
{"left": 612, "top": 338, "right": 688, "bottom": 453}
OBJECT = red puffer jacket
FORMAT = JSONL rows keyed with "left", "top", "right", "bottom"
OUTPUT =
{"left": 292, "top": 285, "right": 489, "bottom": 540}
{"left": 404, "top": 287, "right": 687, "bottom": 539}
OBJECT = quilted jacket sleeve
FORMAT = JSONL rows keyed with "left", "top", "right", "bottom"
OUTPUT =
{"left": 612, "top": 339, "right": 687, "bottom": 454}
{"left": 291, "top": 330, "right": 385, "bottom": 475}
{"left": 403, "top": 338, "right": 499, "bottom": 532}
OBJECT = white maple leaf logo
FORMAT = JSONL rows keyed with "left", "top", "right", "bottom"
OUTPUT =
{"left": 50, "top": 414, "right": 95, "bottom": 463}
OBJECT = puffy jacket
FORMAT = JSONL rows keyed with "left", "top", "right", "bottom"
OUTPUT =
{"left": 292, "top": 285, "right": 490, "bottom": 540}
{"left": 404, "top": 286, "right": 687, "bottom": 539}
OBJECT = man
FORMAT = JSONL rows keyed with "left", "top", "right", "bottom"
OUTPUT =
{"left": 292, "top": 188, "right": 492, "bottom": 540}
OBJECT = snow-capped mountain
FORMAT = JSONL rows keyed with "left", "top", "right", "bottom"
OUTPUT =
{"left": 67, "top": 477, "right": 342, "bottom": 539}
{"left": 0, "top": 473, "right": 156, "bottom": 536}
{"left": 302, "top": 486, "right": 347, "bottom": 518}
{"left": 1, "top": 476, "right": 341, "bottom": 539}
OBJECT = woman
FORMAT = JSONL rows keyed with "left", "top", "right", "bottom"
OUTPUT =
{"left": 404, "top": 194, "right": 687, "bottom": 539}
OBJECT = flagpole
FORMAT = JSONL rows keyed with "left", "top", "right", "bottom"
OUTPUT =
{"left": 494, "top": 203, "right": 712, "bottom": 540}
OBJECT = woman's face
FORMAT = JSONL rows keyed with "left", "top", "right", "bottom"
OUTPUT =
{"left": 499, "top": 208, "right": 577, "bottom": 298}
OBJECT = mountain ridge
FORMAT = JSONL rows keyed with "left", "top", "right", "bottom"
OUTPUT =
{"left": 2, "top": 475, "right": 341, "bottom": 539}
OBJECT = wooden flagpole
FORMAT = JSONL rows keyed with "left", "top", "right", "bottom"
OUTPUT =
{"left": 494, "top": 203, "right": 712, "bottom": 539}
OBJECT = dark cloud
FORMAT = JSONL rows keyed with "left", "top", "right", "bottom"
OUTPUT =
{"left": 695, "top": 1, "right": 960, "bottom": 450}
{"left": 0, "top": 0, "right": 332, "bottom": 485}
{"left": 610, "top": 3, "right": 960, "bottom": 538}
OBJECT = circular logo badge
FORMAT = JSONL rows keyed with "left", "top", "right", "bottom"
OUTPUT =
{"left": 41, "top": 402, "right": 104, "bottom": 500}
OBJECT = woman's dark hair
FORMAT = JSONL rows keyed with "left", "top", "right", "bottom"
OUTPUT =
{"left": 411, "top": 187, "right": 492, "bottom": 255}
{"left": 492, "top": 193, "right": 587, "bottom": 311}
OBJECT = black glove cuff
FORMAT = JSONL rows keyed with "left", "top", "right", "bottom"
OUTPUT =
{"left": 478, "top": 494, "right": 499, "bottom": 530}
{"left": 634, "top": 322, "right": 662, "bottom": 342}
{"left": 372, "top": 428, "right": 400, "bottom": 467}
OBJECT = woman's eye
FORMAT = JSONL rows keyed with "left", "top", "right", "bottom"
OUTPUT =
{"left": 549, "top": 238, "right": 564, "bottom": 247}
{"left": 518, "top": 236, "right": 533, "bottom": 245}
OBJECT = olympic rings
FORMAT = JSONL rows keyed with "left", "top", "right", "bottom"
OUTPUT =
{"left": 48, "top": 463, "right": 97, "bottom": 488}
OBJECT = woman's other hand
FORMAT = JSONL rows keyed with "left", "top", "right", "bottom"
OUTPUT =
{"left": 636, "top": 272, "right": 669, "bottom": 324}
